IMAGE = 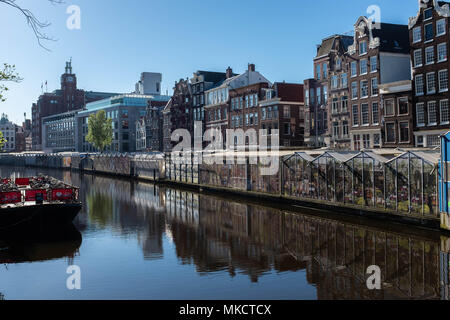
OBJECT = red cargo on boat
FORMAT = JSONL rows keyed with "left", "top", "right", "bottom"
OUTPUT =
{"left": 15, "top": 178, "right": 30, "bottom": 186}
{"left": 25, "top": 189, "right": 48, "bottom": 202}
{"left": 51, "top": 189, "right": 74, "bottom": 201}
{"left": 0, "top": 191, "right": 22, "bottom": 204}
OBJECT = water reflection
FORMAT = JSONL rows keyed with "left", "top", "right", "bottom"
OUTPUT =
{"left": 0, "top": 167, "right": 448, "bottom": 300}
{"left": 0, "top": 224, "right": 81, "bottom": 264}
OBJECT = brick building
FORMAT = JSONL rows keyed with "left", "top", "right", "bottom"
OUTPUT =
{"left": 348, "top": 17, "right": 411, "bottom": 150}
{"left": 409, "top": 0, "right": 450, "bottom": 148}
{"left": 379, "top": 80, "right": 414, "bottom": 148}
{"left": 31, "top": 60, "right": 119, "bottom": 151}
{"left": 305, "top": 34, "right": 353, "bottom": 148}
{"left": 204, "top": 64, "right": 271, "bottom": 147}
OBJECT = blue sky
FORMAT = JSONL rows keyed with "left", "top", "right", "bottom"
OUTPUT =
{"left": 0, "top": 0, "right": 418, "bottom": 124}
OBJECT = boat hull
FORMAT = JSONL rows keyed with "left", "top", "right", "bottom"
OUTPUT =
{"left": 0, "top": 203, "right": 82, "bottom": 232}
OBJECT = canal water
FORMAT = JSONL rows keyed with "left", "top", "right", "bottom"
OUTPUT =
{"left": 0, "top": 167, "right": 447, "bottom": 300}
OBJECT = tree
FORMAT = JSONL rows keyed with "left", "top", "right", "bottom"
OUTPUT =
{"left": 0, "top": 0, "right": 64, "bottom": 50}
{"left": 0, "top": 63, "right": 22, "bottom": 102}
{"left": 86, "top": 110, "right": 113, "bottom": 153}
{"left": 0, "top": 131, "right": 7, "bottom": 152}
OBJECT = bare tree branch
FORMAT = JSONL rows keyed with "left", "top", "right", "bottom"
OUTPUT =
{"left": 0, "top": 0, "right": 64, "bottom": 51}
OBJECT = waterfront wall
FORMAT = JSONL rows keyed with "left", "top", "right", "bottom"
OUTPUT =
{"left": 0, "top": 151, "right": 443, "bottom": 230}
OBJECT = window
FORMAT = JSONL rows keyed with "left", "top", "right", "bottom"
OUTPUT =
{"left": 363, "top": 134, "right": 370, "bottom": 149}
{"left": 438, "top": 43, "right": 447, "bottom": 62}
{"left": 317, "top": 87, "right": 321, "bottom": 104}
{"left": 416, "top": 103, "right": 425, "bottom": 126}
{"left": 373, "top": 134, "right": 381, "bottom": 147}
{"left": 424, "top": 8, "right": 433, "bottom": 21}
{"left": 360, "top": 59, "right": 368, "bottom": 75}
{"left": 385, "top": 99, "right": 395, "bottom": 116}
{"left": 360, "top": 80, "right": 368, "bottom": 98}
{"left": 332, "top": 98, "right": 339, "bottom": 113}
{"left": 425, "top": 46, "right": 434, "bottom": 64}
{"left": 351, "top": 82, "right": 358, "bottom": 99}
{"left": 352, "top": 105, "right": 359, "bottom": 126}
{"left": 371, "top": 78, "right": 378, "bottom": 96}
{"left": 331, "top": 75, "right": 338, "bottom": 89}
{"left": 386, "top": 123, "right": 396, "bottom": 143}
{"left": 316, "top": 65, "right": 321, "bottom": 80}
{"left": 360, "top": 41, "right": 367, "bottom": 55}
{"left": 427, "top": 135, "right": 440, "bottom": 147}
{"left": 370, "top": 56, "right": 377, "bottom": 72}
{"left": 309, "top": 89, "right": 315, "bottom": 104}
{"left": 353, "top": 134, "right": 361, "bottom": 151}
{"left": 323, "top": 63, "right": 328, "bottom": 78}
{"left": 343, "top": 121, "right": 349, "bottom": 137}
{"left": 361, "top": 104, "right": 369, "bottom": 125}
{"left": 333, "top": 122, "right": 339, "bottom": 137}
{"left": 323, "top": 86, "right": 328, "bottom": 103}
{"left": 414, "top": 49, "right": 423, "bottom": 67}
{"left": 437, "top": 19, "right": 446, "bottom": 36}
{"left": 351, "top": 61, "right": 357, "bottom": 77}
{"left": 336, "top": 58, "right": 342, "bottom": 70}
{"left": 415, "top": 74, "right": 424, "bottom": 96}
{"left": 413, "top": 27, "right": 422, "bottom": 43}
{"left": 425, "top": 23, "right": 434, "bottom": 42}
{"left": 439, "top": 69, "right": 448, "bottom": 92}
{"left": 398, "top": 97, "right": 409, "bottom": 115}
{"left": 305, "top": 90, "right": 309, "bottom": 106}
{"left": 427, "top": 72, "right": 436, "bottom": 94}
{"left": 399, "top": 122, "right": 409, "bottom": 142}
{"left": 372, "top": 102, "right": 379, "bottom": 125}
{"left": 417, "top": 136, "right": 424, "bottom": 148}
{"left": 428, "top": 101, "right": 437, "bottom": 125}
{"left": 441, "top": 100, "right": 450, "bottom": 124}
{"left": 341, "top": 96, "right": 348, "bottom": 111}
{"left": 283, "top": 106, "right": 291, "bottom": 118}
{"left": 341, "top": 73, "right": 348, "bottom": 88}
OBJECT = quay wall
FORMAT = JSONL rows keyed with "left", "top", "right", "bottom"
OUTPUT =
{"left": 0, "top": 152, "right": 443, "bottom": 231}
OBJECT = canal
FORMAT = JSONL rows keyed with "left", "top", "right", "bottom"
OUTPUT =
{"left": 0, "top": 167, "right": 447, "bottom": 300}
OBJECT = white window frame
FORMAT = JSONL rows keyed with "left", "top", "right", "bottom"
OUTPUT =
{"left": 414, "top": 49, "right": 423, "bottom": 68}
{"left": 438, "top": 43, "right": 447, "bottom": 62}
{"left": 413, "top": 26, "right": 422, "bottom": 43}
{"left": 371, "top": 77, "right": 378, "bottom": 96}
{"left": 360, "top": 80, "right": 368, "bottom": 98}
{"left": 351, "top": 61, "right": 357, "bottom": 78}
{"left": 360, "top": 59, "right": 368, "bottom": 75}
{"left": 415, "top": 74, "right": 424, "bottom": 96}
{"left": 416, "top": 103, "right": 425, "bottom": 127}
{"left": 425, "top": 46, "right": 435, "bottom": 65}
{"left": 439, "top": 69, "right": 448, "bottom": 93}
{"left": 370, "top": 56, "right": 378, "bottom": 73}
{"left": 441, "top": 99, "right": 450, "bottom": 125}
{"left": 424, "top": 8, "right": 433, "bottom": 21}
{"left": 361, "top": 103, "right": 369, "bottom": 126}
{"left": 424, "top": 23, "right": 434, "bottom": 42}
{"left": 372, "top": 102, "right": 379, "bottom": 125}
{"left": 427, "top": 72, "right": 436, "bottom": 94}
{"left": 359, "top": 41, "right": 368, "bottom": 56}
{"left": 352, "top": 104, "right": 359, "bottom": 127}
{"left": 437, "top": 18, "right": 446, "bottom": 36}
{"left": 428, "top": 101, "right": 437, "bottom": 125}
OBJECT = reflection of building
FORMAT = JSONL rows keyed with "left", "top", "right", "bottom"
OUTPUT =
{"left": 76, "top": 94, "right": 170, "bottom": 153}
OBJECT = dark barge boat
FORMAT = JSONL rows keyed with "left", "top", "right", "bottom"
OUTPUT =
{"left": 0, "top": 176, "right": 82, "bottom": 231}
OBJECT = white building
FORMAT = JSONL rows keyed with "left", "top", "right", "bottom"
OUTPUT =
{"left": 135, "top": 72, "right": 162, "bottom": 96}
{"left": 0, "top": 116, "right": 16, "bottom": 152}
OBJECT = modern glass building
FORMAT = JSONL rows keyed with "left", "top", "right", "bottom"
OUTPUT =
{"left": 76, "top": 94, "right": 170, "bottom": 153}
{"left": 42, "top": 110, "right": 79, "bottom": 153}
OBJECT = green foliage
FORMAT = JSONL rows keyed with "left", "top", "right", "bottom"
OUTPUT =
{"left": 0, "top": 131, "right": 7, "bottom": 151}
{"left": 0, "top": 63, "right": 22, "bottom": 102}
{"left": 86, "top": 110, "right": 113, "bottom": 152}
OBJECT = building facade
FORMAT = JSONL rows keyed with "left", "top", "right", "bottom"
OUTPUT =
{"left": 0, "top": 116, "right": 16, "bottom": 152}
{"left": 379, "top": 80, "right": 414, "bottom": 148}
{"left": 348, "top": 17, "right": 411, "bottom": 150}
{"left": 76, "top": 94, "right": 170, "bottom": 153}
{"left": 409, "top": 0, "right": 450, "bottom": 148}
{"left": 204, "top": 64, "right": 271, "bottom": 147}
{"left": 31, "top": 61, "right": 119, "bottom": 151}
{"left": 42, "top": 110, "right": 79, "bottom": 153}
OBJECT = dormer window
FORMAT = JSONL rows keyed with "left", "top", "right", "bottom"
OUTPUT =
{"left": 424, "top": 8, "right": 433, "bottom": 21}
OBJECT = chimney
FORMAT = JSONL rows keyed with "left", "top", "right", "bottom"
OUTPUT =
{"left": 248, "top": 63, "right": 256, "bottom": 72}
{"left": 226, "top": 67, "right": 233, "bottom": 79}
